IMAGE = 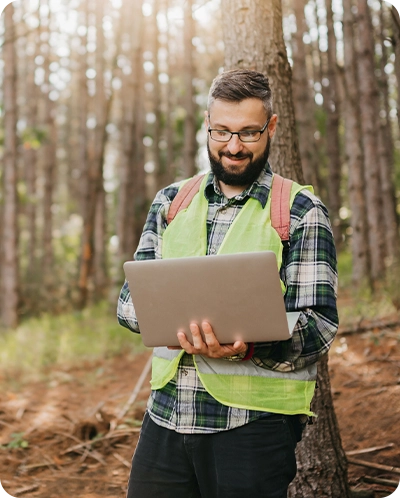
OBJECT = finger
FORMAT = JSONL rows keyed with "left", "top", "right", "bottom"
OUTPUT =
{"left": 232, "top": 341, "right": 247, "bottom": 353}
{"left": 190, "top": 323, "right": 206, "bottom": 350}
{"left": 176, "top": 331, "right": 195, "bottom": 353}
{"left": 201, "top": 321, "right": 219, "bottom": 348}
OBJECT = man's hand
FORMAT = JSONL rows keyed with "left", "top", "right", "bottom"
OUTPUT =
{"left": 168, "top": 321, "right": 248, "bottom": 359}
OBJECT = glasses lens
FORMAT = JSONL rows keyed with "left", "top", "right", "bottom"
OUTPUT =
{"left": 238, "top": 131, "right": 261, "bottom": 142}
{"left": 210, "top": 130, "right": 231, "bottom": 142}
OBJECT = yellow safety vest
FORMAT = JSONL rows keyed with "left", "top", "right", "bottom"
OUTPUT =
{"left": 152, "top": 173, "right": 316, "bottom": 416}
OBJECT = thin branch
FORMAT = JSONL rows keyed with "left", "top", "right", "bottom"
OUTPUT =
{"left": 60, "top": 428, "right": 141, "bottom": 455}
{"left": 348, "top": 457, "right": 400, "bottom": 475}
{"left": 115, "top": 353, "right": 152, "bottom": 423}
{"left": 346, "top": 443, "right": 395, "bottom": 456}
{"left": 13, "top": 484, "right": 40, "bottom": 496}
{"left": 113, "top": 452, "right": 131, "bottom": 468}
{"left": 339, "top": 315, "right": 400, "bottom": 335}
{"left": 363, "top": 475, "right": 399, "bottom": 488}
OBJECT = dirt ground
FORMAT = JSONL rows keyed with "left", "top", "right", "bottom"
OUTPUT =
{"left": 0, "top": 320, "right": 399, "bottom": 498}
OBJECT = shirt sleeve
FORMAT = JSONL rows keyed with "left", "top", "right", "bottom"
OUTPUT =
{"left": 116, "top": 184, "right": 180, "bottom": 333}
{"left": 252, "top": 190, "right": 339, "bottom": 372}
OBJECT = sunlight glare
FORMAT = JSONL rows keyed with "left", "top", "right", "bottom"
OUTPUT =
{"left": 142, "top": 2, "right": 152, "bottom": 17}
{"left": 110, "top": 0, "right": 122, "bottom": 9}
{"left": 29, "top": 0, "right": 40, "bottom": 10}
{"left": 49, "top": 0, "right": 63, "bottom": 13}
{"left": 157, "top": 11, "right": 168, "bottom": 32}
{"left": 193, "top": 0, "right": 220, "bottom": 25}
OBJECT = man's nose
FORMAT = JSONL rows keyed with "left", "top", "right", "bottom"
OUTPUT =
{"left": 226, "top": 134, "right": 243, "bottom": 155}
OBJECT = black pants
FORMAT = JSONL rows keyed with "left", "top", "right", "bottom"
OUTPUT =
{"left": 127, "top": 412, "right": 298, "bottom": 498}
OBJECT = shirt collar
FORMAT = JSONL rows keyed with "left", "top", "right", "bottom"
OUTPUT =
{"left": 204, "top": 164, "right": 273, "bottom": 208}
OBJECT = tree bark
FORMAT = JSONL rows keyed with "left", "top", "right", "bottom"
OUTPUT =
{"left": 78, "top": 0, "right": 110, "bottom": 307}
{"left": 182, "top": 0, "right": 197, "bottom": 178}
{"left": 220, "top": 0, "right": 350, "bottom": 495}
{"left": 165, "top": 0, "right": 177, "bottom": 187}
{"left": 342, "top": 0, "right": 371, "bottom": 287}
{"left": 117, "top": 0, "right": 145, "bottom": 266}
{"left": 131, "top": 9, "right": 147, "bottom": 248}
{"left": 324, "top": 0, "right": 342, "bottom": 248}
{"left": 221, "top": 0, "right": 304, "bottom": 183}
{"left": 92, "top": 0, "right": 109, "bottom": 299}
{"left": 152, "top": 0, "right": 163, "bottom": 195}
{"left": 40, "top": 0, "right": 57, "bottom": 304}
{"left": 391, "top": 6, "right": 400, "bottom": 132}
{"left": 291, "top": 0, "right": 320, "bottom": 190}
{"left": 310, "top": 1, "right": 329, "bottom": 203}
{"left": 23, "top": 6, "right": 40, "bottom": 295}
{"left": 78, "top": 0, "right": 89, "bottom": 218}
{"left": 356, "top": 0, "right": 386, "bottom": 281}
{"left": 94, "top": 187, "right": 108, "bottom": 299}
{"left": 377, "top": 1, "right": 399, "bottom": 263}
{"left": 288, "top": 356, "right": 350, "bottom": 497}
{"left": 1, "top": 3, "right": 19, "bottom": 329}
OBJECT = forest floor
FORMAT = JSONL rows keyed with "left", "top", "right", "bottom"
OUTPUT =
{"left": 0, "top": 312, "right": 400, "bottom": 497}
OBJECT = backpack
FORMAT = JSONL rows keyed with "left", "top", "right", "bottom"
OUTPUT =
{"left": 167, "top": 173, "right": 293, "bottom": 247}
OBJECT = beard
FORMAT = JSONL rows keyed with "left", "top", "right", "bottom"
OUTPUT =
{"left": 207, "top": 138, "right": 271, "bottom": 187}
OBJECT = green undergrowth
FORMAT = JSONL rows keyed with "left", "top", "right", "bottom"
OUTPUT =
{"left": 337, "top": 250, "right": 399, "bottom": 328}
{"left": 1, "top": 252, "right": 398, "bottom": 385}
{"left": 0, "top": 302, "right": 145, "bottom": 385}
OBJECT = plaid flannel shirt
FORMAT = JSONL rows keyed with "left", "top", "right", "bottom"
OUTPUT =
{"left": 117, "top": 166, "right": 338, "bottom": 433}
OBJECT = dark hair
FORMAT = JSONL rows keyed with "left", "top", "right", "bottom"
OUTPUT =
{"left": 207, "top": 69, "right": 273, "bottom": 117}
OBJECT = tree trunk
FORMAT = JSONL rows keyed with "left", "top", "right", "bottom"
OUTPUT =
{"left": 92, "top": 0, "right": 109, "bottom": 299}
{"left": 78, "top": 0, "right": 110, "bottom": 307}
{"left": 310, "top": 1, "right": 329, "bottom": 203}
{"left": 222, "top": 0, "right": 303, "bottom": 183}
{"left": 391, "top": 6, "right": 400, "bottom": 132}
{"left": 23, "top": 9, "right": 40, "bottom": 298}
{"left": 40, "top": 1, "right": 57, "bottom": 304}
{"left": 324, "top": 0, "right": 342, "bottom": 248}
{"left": 78, "top": 0, "right": 89, "bottom": 219}
{"left": 377, "top": 1, "right": 399, "bottom": 263}
{"left": 1, "top": 3, "right": 19, "bottom": 329}
{"left": 117, "top": 0, "right": 145, "bottom": 265}
{"left": 152, "top": 0, "right": 163, "bottom": 196}
{"left": 291, "top": 0, "right": 320, "bottom": 190}
{"left": 288, "top": 356, "right": 350, "bottom": 497}
{"left": 342, "top": 0, "right": 371, "bottom": 287}
{"left": 165, "top": 0, "right": 177, "bottom": 186}
{"left": 220, "top": 0, "right": 351, "bottom": 495}
{"left": 357, "top": 0, "right": 386, "bottom": 282}
{"left": 182, "top": 0, "right": 197, "bottom": 178}
{"left": 94, "top": 187, "right": 108, "bottom": 299}
{"left": 131, "top": 13, "right": 147, "bottom": 248}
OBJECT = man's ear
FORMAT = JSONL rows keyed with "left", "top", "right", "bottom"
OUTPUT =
{"left": 268, "top": 114, "right": 278, "bottom": 138}
{"left": 204, "top": 110, "right": 209, "bottom": 127}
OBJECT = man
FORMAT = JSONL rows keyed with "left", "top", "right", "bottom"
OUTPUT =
{"left": 117, "top": 69, "right": 338, "bottom": 498}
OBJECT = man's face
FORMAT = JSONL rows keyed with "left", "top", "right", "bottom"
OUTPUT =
{"left": 205, "top": 98, "right": 277, "bottom": 188}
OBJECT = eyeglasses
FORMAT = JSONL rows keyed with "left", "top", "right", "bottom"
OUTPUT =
{"left": 207, "top": 118, "right": 271, "bottom": 143}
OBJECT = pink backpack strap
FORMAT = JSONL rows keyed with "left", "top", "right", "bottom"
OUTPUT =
{"left": 270, "top": 174, "right": 293, "bottom": 243}
{"left": 168, "top": 172, "right": 293, "bottom": 245}
{"left": 167, "top": 174, "right": 205, "bottom": 225}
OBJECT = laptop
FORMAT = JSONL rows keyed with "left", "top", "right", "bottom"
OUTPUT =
{"left": 123, "top": 251, "right": 300, "bottom": 347}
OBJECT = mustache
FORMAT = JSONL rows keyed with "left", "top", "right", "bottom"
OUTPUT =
{"left": 219, "top": 151, "right": 252, "bottom": 160}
